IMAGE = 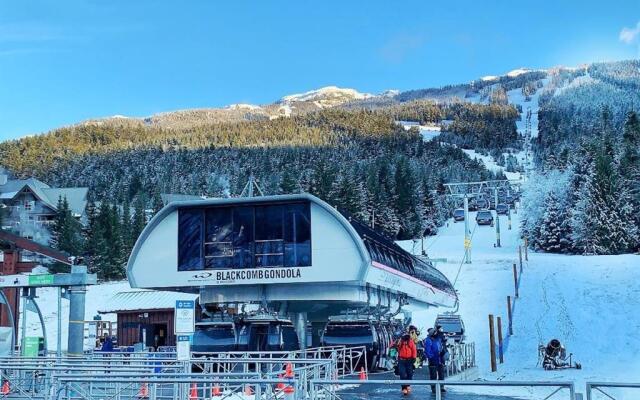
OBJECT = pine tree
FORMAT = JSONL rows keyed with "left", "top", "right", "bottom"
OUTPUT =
{"left": 50, "top": 196, "right": 83, "bottom": 272}
{"left": 120, "top": 197, "right": 132, "bottom": 254}
{"left": 131, "top": 196, "right": 146, "bottom": 248}
{"left": 571, "top": 137, "right": 639, "bottom": 254}
{"left": 150, "top": 189, "right": 164, "bottom": 215}
{"left": 539, "top": 192, "right": 563, "bottom": 252}
{"left": 279, "top": 169, "right": 300, "bottom": 194}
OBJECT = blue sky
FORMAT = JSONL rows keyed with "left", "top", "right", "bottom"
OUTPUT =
{"left": 1, "top": 0, "right": 639, "bottom": 140}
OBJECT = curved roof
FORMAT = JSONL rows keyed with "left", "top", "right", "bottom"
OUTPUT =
{"left": 127, "top": 193, "right": 372, "bottom": 284}
{"left": 127, "top": 193, "right": 456, "bottom": 303}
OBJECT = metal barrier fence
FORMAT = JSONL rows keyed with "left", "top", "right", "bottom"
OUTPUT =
{"left": 310, "top": 379, "right": 576, "bottom": 400}
{"left": 586, "top": 382, "right": 640, "bottom": 400}
{"left": 444, "top": 342, "right": 476, "bottom": 377}
{"left": 0, "top": 348, "right": 354, "bottom": 400}
{"left": 53, "top": 376, "right": 300, "bottom": 400}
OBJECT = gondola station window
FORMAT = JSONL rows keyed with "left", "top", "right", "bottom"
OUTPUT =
{"left": 178, "top": 201, "right": 312, "bottom": 271}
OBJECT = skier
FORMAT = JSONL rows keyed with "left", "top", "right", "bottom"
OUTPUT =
{"left": 408, "top": 325, "right": 424, "bottom": 369}
{"left": 393, "top": 332, "right": 417, "bottom": 395}
{"left": 426, "top": 327, "right": 446, "bottom": 393}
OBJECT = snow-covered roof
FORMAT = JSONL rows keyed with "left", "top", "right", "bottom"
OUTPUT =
{"left": 98, "top": 290, "right": 198, "bottom": 314}
{"left": 0, "top": 175, "right": 88, "bottom": 215}
{"left": 42, "top": 187, "right": 88, "bottom": 215}
{"left": 161, "top": 193, "right": 205, "bottom": 205}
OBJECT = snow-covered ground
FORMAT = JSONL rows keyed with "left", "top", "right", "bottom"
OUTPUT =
{"left": 19, "top": 280, "right": 134, "bottom": 351}
{"left": 398, "top": 207, "right": 640, "bottom": 398}
{"left": 460, "top": 148, "right": 522, "bottom": 181}
{"left": 397, "top": 121, "right": 442, "bottom": 141}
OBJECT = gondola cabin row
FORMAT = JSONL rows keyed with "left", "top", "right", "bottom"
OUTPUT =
{"left": 320, "top": 317, "right": 402, "bottom": 372}
{"left": 192, "top": 314, "right": 300, "bottom": 354}
{"left": 191, "top": 313, "right": 400, "bottom": 373}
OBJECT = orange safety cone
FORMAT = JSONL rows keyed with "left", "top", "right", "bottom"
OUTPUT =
{"left": 284, "top": 362, "right": 294, "bottom": 378}
{"left": 244, "top": 385, "right": 254, "bottom": 396}
{"left": 359, "top": 367, "right": 367, "bottom": 381}
{"left": 212, "top": 384, "right": 222, "bottom": 397}
{"left": 189, "top": 383, "right": 198, "bottom": 400}
{"left": 1, "top": 381, "right": 9, "bottom": 396}
{"left": 276, "top": 374, "right": 285, "bottom": 391}
{"left": 283, "top": 385, "right": 295, "bottom": 400}
{"left": 137, "top": 382, "right": 149, "bottom": 398}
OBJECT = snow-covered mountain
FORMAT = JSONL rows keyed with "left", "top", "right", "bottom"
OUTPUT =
{"left": 280, "top": 86, "right": 373, "bottom": 107}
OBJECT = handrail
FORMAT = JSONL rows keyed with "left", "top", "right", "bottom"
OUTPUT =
{"left": 311, "top": 379, "right": 576, "bottom": 400}
{"left": 586, "top": 382, "right": 640, "bottom": 400}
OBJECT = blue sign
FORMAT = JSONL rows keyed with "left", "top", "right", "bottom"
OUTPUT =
{"left": 176, "top": 300, "right": 195, "bottom": 309}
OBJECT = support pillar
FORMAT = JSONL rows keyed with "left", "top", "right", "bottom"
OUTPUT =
{"left": 463, "top": 195, "right": 471, "bottom": 264}
{"left": 293, "top": 312, "right": 308, "bottom": 352}
{"left": 67, "top": 266, "right": 88, "bottom": 356}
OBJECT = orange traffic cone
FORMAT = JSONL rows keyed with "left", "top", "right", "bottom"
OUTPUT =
{"left": 359, "top": 367, "right": 367, "bottom": 381}
{"left": 137, "top": 382, "right": 149, "bottom": 398}
{"left": 244, "top": 385, "right": 253, "bottom": 396}
{"left": 1, "top": 381, "right": 9, "bottom": 396}
{"left": 283, "top": 385, "right": 295, "bottom": 399}
{"left": 284, "top": 362, "right": 294, "bottom": 378}
{"left": 189, "top": 383, "right": 198, "bottom": 400}
{"left": 212, "top": 384, "right": 222, "bottom": 397}
{"left": 276, "top": 374, "right": 285, "bottom": 391}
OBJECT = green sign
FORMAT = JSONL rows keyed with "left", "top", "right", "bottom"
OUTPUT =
{"left": 28, "top": 274, "right": 54, "bottom": 286}
{"left": 22, "top": 336, "right": 43, "bottom": 357}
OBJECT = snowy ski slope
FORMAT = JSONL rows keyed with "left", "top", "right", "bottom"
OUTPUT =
{"left": 398, "top": 209, "right": 640, "bottom": 397}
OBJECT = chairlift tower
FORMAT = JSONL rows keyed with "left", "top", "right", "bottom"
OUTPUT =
{"left": 0, "top": 230, "right": 96, "bottom": 357}
{"left": 444, "top": 180, "right": 520, "bottom": 262}
{"left": 240, "top": 175, "right": 264, "bottom": 198}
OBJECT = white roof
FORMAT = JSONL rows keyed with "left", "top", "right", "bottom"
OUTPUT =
{"left": 98, "top": 290, "right": 198, "bottom": 314}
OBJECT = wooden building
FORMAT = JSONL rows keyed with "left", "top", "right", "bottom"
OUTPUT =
{"left": 98, "top": 290, "right": 198, "bottom": 348}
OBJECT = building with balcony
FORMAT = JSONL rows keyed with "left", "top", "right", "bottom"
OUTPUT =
{"left": 0, "top": 167, "right": 88, "bottom": 248}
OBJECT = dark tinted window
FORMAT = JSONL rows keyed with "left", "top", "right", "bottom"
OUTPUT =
{"left": 255, "top": 205, "right": 284, "bottom": 267}
{"left": 282, "top": 326, "right": 299, "bottom": 351}
{"left": 192, "top": 325, "right": 236, "bottom": 347}
{"left": 323, "top": 323, "right": 373, "bottom": 345}
{"left": 178, "top": 201, "right": 311, "bottom": 271}
{"left": 178, "top": 209, "right": 203, "bottom": 270}
{"left": 284, "top": 203, "right": 312, "bottom": 267}
{"left": 478, "top": 211, "right": 493, "bottom": 218}
{"left": 205, "top": 208, "right": 233, "bottom": 269}
{"left": 233, "top": 207, "right": 254, "bottom": 269}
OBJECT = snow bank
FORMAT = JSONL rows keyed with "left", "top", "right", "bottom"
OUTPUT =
{"left": 19, "top": 280, "right": 137, "bottom": 351}
{"left": 397, "top": 204, "right": 640, "bottom": 397}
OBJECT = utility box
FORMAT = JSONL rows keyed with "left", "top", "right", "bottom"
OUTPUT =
{"left": 22, "top": 336, "right": 45, "bottom": 357}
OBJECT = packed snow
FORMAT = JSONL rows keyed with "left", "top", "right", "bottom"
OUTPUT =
{"left": 18, "top": 280, "right": 135, "bottom": 351}
{"left": 397, "top": 121, "right": 442, "bottom": 141}
{"left": 280, "top": 86, "right": 373, "bottom": 107}
{"left": 226, "top": 103, "right": 263, "bottom": 111}
{"left": 398, "top": 205, "right": 640, "bottom": 398}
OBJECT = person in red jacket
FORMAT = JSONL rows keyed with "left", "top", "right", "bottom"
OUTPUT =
{"left": 394, "top": 332, "right": 417, "bottom": 395}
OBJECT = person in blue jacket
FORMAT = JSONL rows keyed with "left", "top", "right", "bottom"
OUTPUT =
{"left": 101, "top": 334, "right": 114, "bottom": 352}
{"left": 425, "top": 327, "right": 446, "bottom": 393}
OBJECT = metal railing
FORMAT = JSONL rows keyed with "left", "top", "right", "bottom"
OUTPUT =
{"left": 586, "top": 382, "right": 640, "bottom": 400}
{"left": 310, "top": 379, "right": 576, "bottom": 400}
{"left": 444, "top": 342, "right": 476, "bottom": 377}
{"left": 53, "top": 376, "right": 300, "bottom": 400}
